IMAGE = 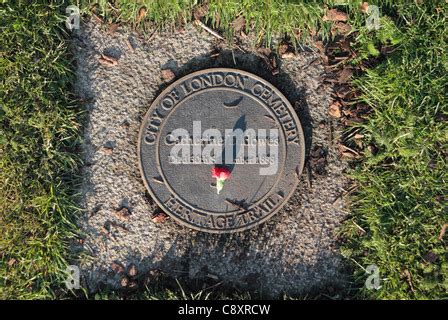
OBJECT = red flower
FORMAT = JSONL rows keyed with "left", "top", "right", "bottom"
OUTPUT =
{"left": 212, "top": 166, "right": 231, "bottom": 180}
{"left": 211, "top": 166, "right": 231, "bottom": 194}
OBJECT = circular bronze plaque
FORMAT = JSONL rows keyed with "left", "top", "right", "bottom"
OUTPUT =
{"left": 138, "top": 68, "right": 305, "bottom": 233}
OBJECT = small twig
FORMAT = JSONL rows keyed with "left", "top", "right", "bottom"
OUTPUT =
{"left": 194, "top": 20, "right": 224, "bottom": 40}
{"left": 339, "top": 143, "right": 360, "bottom": 156}
{"left": 147, "top": 28, "right": 157, "bottom": 41}
{"left": 234, "top": 44, "right": 247, "bottom": 53}
{"left": 107, "top": 2, "right": 120, "bottom": 13}
{"left": 231, "top": 50, "right": 236, "bottom": 65}
{"left": 352, "top": 220, "right": 366, "bottom": 234}
{"left": 125, "top": 38, "right": 135, "bottom": 52}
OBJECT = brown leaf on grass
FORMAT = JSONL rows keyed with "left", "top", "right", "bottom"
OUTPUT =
{"left": 161, "top": 69, "right": 175, "bottom": 82}
{"left": 111, "top": 262, "right": 125, "bottom": 274}
{"left": 308, "top": 28, "right": 317, "bottom": 37}
{"left": 329, "top": 101, "right": 342, "bottom": 118}
{"left": 323, "top": 9, "right": 348, "bottom": 22}
{"left": 193, "top": 4, "right": 209, "bottom": 20}
{"left": 338, "top": 67, "right": 354, "bottom": 83}
{"left": 342, "top": 108, "right": 353, "bottom": 116}
{"left": 136, "top": 7, "right": 147, "bottom": 24}
{"left": 333, "top": 22, "right": 352, "bottom": 35}
{"left": 400, "top": 269, "right": 416, "bottom": 293}
{"left": 339, "top": 38, "right": 352, "bottom": 52}
{"left": 334, "top": 84, "right": 351, "bottom": 100}
{"left": 231, "top": 15, "right": 245, "bottom": 32}
{"left": 7, "top": 259, "right": 16, "bottom": 267}
{"left": 360, "top": 2, "right": 369, "bottom": 14}
{"left": 438, "top": 223, "right": 447, "bottom": 241}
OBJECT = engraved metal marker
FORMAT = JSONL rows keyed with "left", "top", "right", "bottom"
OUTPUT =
{"left": 138, "top": 68, "right": 305, "bottom": 233}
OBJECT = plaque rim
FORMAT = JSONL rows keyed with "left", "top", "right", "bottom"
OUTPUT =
{"left": 138, "top": 67, "right": 306, "bottom": 233}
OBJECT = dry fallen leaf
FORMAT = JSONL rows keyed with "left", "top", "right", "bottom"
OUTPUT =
{"left": 257, "top": 47, "right": 272, "bottom": 57}
{"left": 120, "top": 276, "right": 129, "bottom": 287}
{"left": 341, "top": 151, "right": 357, "bottom": 159}
{"left": 7, "top": 259, "right": 16, "bottom": 267}
{"left": 314, "top": 41, "right": 325, "bottom": 53}
{"left": 136, "top": 7, "right": 146, "bottom": 24}
{"left": 329, "top": 101, "right": 342, "bottom": 118}
{"left": 161, "top": 69, "right": 175, "bottom": 82}
{"left": 98, "top": 146, "right": 113, "bottom": 155}
{"left": 323, "top": 9, "right": 348, "bottom": 22}
{"left": 360, "top": 2, "right": 369, "bottom": 14}
{"left": 281, "top": 52, "right": 295, "bottom": 59}
{"left": 231, "top": 15, "right": 245, "bottom": 32}
{"left": 98, "top": 54, "right": 118, "bottom": 67}
{"left": 193, "top": 4, "right": 208, "bottom": 20}
{"left": 278, "top": 42, "right": 289, "bottom": 56}
{"left": 107, "top": 23, "right": 119, "bottom": 34}
{"left": 152, "top": 211, "right": 169, "bottom": 223}
{"left": 333, "top": 22, "right": 352, "bottom": 35}
{"left": 400, "top": 269, "right": 415, "bottom": 293}
{"left": 111, "top": 262, "right": 125, "bottom": 274}
{"left": 114, "top": 207, "right": 131, "bottom": 221}
{"left": 338, "top": 67, "right": 354, "bottom": 83}
{"left": 127, "top": 263, "right": 138, "bottom": 277}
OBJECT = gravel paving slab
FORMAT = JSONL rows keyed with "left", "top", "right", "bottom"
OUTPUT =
{"left": 72, "top": 20, "right": 350, "bottom": 297}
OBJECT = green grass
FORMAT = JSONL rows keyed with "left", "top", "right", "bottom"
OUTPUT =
{"left": 81, "top": 0, "right": 328, "bottom": 45}
{"left": 340, "top": 3, "right": 447, "bottom": 299}
{"left": 1, "top": 0, "right": 446, "bottom": 299}
{"left": 0, "top": 1, "right": 82, "bottom": 299}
